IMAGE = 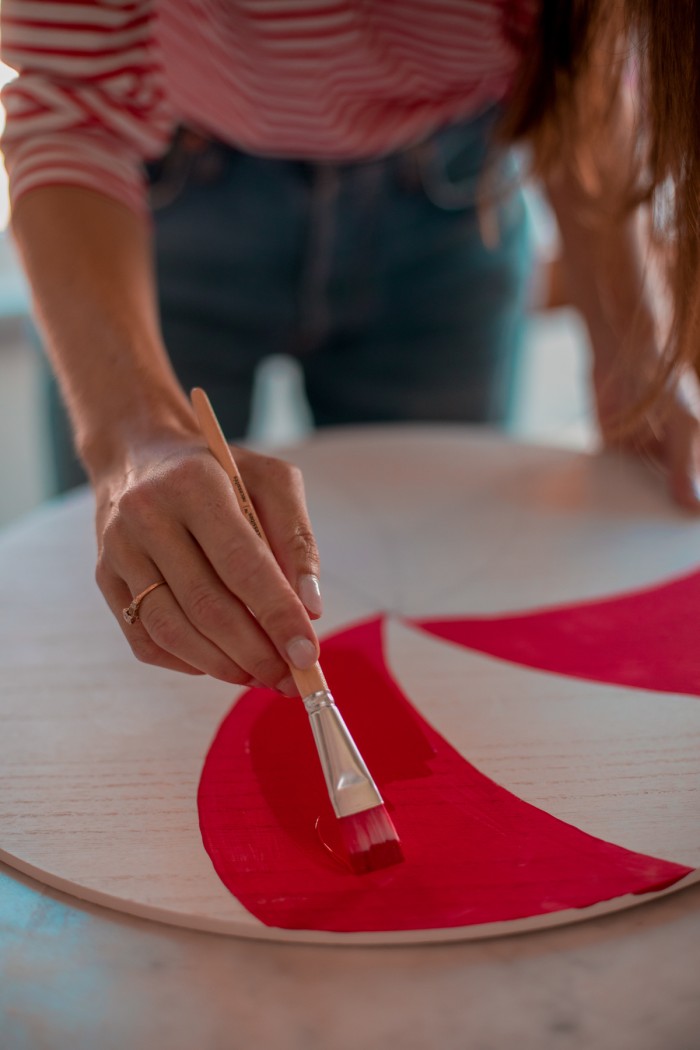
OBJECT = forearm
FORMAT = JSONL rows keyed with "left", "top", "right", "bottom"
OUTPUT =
{"left": 11, "top": 184, "right": 321, "bottom": 689}
{"left": 11, "top": 185, "right": 197, "bottom": 479}
{"left": 542, "top": 79, "right": 661, "bottom": 373}
{"left": 545, "top": 170, "right": 658, "bottom": 368}
{"left": 541, "top": 92, "right": 700, "bottom": 512}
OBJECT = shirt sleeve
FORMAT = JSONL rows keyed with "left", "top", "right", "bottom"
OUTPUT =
{"left": 0, "top": 0, "right": 175, "bottom": 217}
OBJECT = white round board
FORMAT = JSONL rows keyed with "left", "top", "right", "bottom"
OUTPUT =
{"left": 0, "top": 427, "right": 698, "bottom": 944}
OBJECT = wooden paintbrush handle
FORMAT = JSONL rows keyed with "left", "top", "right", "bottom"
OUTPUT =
{"left": 190, "top": 387, "right": 327, "bottom": 698}
{"left": 191, "top": 387, "right": 269, "bottom": 544}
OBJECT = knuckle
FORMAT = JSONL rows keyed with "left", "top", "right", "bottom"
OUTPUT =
{"left": 279, "top": 460, "right": 303, "bottom": 484}
{"left": 287, "top": 522, "right": 319, "bottom": 567}
{"left": 118, "top": 483, "right": 158, "bottom": 529}
{"left": 258, "top": 455, "right": 303, "bottom": 488}
{"left": 145, "top": 608, "right": 185, "bottom": 654}
{"left": 94, "top": 558, "right": 110, "bottom": 592}
{"left": 100, "top": 512, "right": 120, "bottom": 549}
{"left": 187, "top": 586, "right": 229, "bottom": 631}
{"left": 100, "top": 513, "right": 133, "bottom": 563}
{"left": 221, "top": 540, "right": 267, "bottom": 589}
{"left": 116, "top": 491, "right": 162, "bottom": 541}
{"left": 259, "top": 453, "right": 291, "bottom": 476}
{"left": 214, "top": 662, "right": 249, "bottom": 686}
{"left": 249, "top": 652, "right": 286, "bottom": 686}
{"left": 119, "top": 454, "right": 208, "bottom": 524}
{"left": 129, "top": 633, "right": 162, "bottom": 665}
{"left": 257, "top": 604, "right": 308, "bottom": 657}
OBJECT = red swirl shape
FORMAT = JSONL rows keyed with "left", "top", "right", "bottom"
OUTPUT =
{"left": 198, "top": 616, "right": 691, "bottom": 933}
{"left": 412, "top": 568, "right": 700, "bottom": 697}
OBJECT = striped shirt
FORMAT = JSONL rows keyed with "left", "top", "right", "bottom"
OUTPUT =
{"left": 0, "top": 1, "right": 536, "bottom": 216}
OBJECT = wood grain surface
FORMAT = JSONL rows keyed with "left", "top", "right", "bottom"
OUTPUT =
{"left": 0, "top": 427, "right": 698, "bottom": 944}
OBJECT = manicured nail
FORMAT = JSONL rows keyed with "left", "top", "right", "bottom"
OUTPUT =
{"left": 298, "top": 573, "right": 323, "bottom": 617}
{"left": 286, "top": 636, "right": 318, "bottom": 670}
{"left": 276, "top": 674, "right": 297, "bottom": 698}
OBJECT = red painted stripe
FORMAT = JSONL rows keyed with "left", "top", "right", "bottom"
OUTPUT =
{"left": 198, "top": 616, "right": 693, "bottom": 933}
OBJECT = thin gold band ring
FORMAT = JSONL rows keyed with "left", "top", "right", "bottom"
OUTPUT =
{"left": 122, "top": 580, "right": 166, "bottom": 625}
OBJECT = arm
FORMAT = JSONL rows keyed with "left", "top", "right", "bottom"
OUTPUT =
{"left": 542, "top": 94, "right": 700, "bottom": 510}
{"left": 3, "top": 0, "right": 321, "bottom": 689}
{"left": 13, "top": 187, "right": 194, "bottom": 472}
{"left": 1, "top": 2, "right": 321, "bottom": 688}
{"left": 13, "top": 188, "right": 321, "bottom": 693}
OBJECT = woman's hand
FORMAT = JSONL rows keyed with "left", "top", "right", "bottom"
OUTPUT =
{"left": 592, "top": 355, "right": 700, "bottom": 512}
{"left": 93, "top": 436, "right": 323, "bottom": 694}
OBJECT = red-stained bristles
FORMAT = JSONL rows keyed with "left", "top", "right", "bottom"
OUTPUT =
{"left": 338, "top": 805, "right": 404, "bottom": 874}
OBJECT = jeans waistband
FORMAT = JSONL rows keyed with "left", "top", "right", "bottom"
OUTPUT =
{"left": 147, "top": 105, "right": 519, "bottom": 212}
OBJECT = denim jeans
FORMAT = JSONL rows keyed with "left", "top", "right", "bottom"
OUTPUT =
{"left": 43, "top": 107, "right": 532, "bottom": 491}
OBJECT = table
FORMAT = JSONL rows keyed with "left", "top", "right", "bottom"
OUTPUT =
{"left": 2, "top": 859, "right": 699, "bottom": 1050}
{"left": 1, "top": 428, "right": 699, "bottom": 1048}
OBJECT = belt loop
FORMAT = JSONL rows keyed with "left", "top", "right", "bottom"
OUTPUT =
{"left": 299, "top": 163, "right": 340, "bottom": 349}
{"left": 396, "top": 136, "right": 433, "bottom": 193}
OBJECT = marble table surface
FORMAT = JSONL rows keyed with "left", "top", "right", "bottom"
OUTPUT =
{"left": 2, "top": 858, "right": 699, "bottom": 1050}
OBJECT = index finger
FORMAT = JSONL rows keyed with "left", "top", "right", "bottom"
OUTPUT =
{"left": 183, "top": 468, "right": 320, "bottom": 671}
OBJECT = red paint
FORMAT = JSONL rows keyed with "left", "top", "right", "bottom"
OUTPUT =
{"left": 412, "top": 568, "right": 700, "bottom": 697}
{"left": 337, "top": 808, "right": 404, "bottom": 874}
{"left": 198, "top": 617, "right": 691, "bottom": 933}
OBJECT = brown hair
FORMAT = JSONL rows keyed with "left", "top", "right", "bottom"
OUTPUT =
{"left": 502, "top": 0, "right": 700, "bottom": 420}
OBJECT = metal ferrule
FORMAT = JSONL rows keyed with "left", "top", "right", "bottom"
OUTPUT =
{"left": 302, "top": 690, "right": 383, "bottom": 818}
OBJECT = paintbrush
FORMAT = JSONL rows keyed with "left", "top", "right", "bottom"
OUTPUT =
{"left": 190, "top": 387, "right": 403, "bottom": 874}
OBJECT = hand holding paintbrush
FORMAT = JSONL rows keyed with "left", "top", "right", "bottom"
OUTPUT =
{"left": 191, "top": 387, "right": 403, "bottom": 874}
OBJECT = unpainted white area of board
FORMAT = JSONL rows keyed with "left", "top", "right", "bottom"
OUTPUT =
{"left": 0, "top": 428, "right": 698, "bottom": 945}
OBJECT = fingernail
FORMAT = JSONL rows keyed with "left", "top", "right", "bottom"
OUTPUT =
{"left": 286, "top": 636, "right": 318, "bottom": 670}
{"left": 298, "top": 573, "right": 323, "bottom": 617}
{"left": 692, "top": 478, "right": 700, "bottom": 504}
{"left": 276, "top": 674, "right": 297, "bottom": 698}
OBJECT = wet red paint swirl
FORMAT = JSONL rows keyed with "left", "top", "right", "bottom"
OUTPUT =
{"left": 198, "top": 611, "right": 692, "bottom": 933}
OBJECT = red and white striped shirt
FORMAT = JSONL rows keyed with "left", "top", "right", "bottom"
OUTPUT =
{"left": 0, "top": 1, "right": 536, "bottom": 217}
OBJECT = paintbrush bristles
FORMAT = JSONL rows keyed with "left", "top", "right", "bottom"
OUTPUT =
{"left": 339, "top": 805, "right": 404, "bottom": 874}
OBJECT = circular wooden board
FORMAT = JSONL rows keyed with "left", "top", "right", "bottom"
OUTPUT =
{"left": 0, "top": 428, "right": 698, "bottom": 944}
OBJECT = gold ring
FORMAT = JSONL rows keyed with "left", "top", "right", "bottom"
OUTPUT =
{"left": 123, "top": 581, "right": 166, "bottom": 625}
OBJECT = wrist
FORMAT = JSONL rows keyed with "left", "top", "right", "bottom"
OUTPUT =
{"left": 78, "top": 383, "right": 201, "bottom": 482}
